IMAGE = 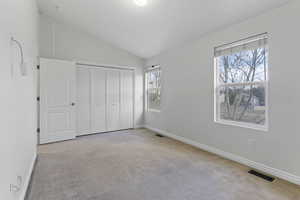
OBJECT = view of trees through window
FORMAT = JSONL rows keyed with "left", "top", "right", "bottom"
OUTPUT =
{"left": 146, "top": 67, "right": 161, "bottom": 111}
{"left": 216, "top": 44, "right": 268, "bottom": 127}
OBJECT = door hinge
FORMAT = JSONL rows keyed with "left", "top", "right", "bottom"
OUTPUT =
{"left": 37, "top": 65, "right": 40, "bottom": 70}
{"left": 37, "top": 97, "right": 40, "bottom": 101}
{"left": 37, "top": 128, "right": 40, "bottom": 133}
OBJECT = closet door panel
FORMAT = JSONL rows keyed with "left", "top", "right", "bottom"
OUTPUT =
{"left": 76, "top": 67, "right": 91, "bottom": 136}
{"left": 120, "top": 70, "right": 134, "bottom": 129}
{"left": 106, "top": 69, "right": 120, "bottom": 131}
{"left": 91, "top": 68, "right": 107, "bottom": 133}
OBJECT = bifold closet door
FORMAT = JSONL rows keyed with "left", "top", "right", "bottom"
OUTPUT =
{"left": 76, "top": 66, "right": 134, "bottom": 135}
{"left": 91, "top": 68, "right": 106, "bottom": 133}
{"left": 120, "top": 70, "right": 134, "bottom": 129}
{"left": 76, "top": 67, "right": 91, "bottom": 136}
{"left": 106, "top": 69, "right": 120, "bottom": 131}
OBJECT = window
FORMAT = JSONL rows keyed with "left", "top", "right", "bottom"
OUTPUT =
{"left": 214, "top": 33, "right": 268, "bottom": 131}
{"left": 146, "top": 66, "right": 161, "bottom": 112}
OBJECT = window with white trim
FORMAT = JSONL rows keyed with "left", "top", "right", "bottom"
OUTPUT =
{"left": 146, "top": 66, "right": 161, "bottom": 112}
{"left": 214, "top": 33, "right": 268, "bottom": 130}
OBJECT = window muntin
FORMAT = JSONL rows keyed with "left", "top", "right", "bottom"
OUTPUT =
{"left": 146, "top": 66, "right": 161, "bottom": 112}
{"left": 214, "top": 34, "right": 268, "bottom": 130}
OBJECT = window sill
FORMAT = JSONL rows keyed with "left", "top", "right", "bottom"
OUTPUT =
{"left": 215, "top": 119, "right": 268, "bottom": 132}
{"left": 147, "top": 109, "right": 161, "bottom": 113}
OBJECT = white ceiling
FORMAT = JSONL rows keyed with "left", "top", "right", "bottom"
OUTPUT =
{"left": 37, "top": 0, "right": 291, "bottom": 58}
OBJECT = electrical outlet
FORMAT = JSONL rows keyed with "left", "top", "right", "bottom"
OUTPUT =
{"left": 10, "top": 176, "right": 22, "bottom": 193}
{"left": 10, "top": 184, "right": 20, "bottom": 193}
{"left": 17, "top": 176, "right": 22, "bottom": 186}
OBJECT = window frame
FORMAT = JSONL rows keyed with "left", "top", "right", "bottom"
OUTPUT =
{"left": 214, "top": 36, "right": 269, "bottom": 132}
{"left": 145, "top": 65, "right": 162, "bottom": 113}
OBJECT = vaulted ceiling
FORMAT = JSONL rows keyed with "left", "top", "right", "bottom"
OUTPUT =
{"left": 38, "top": 0, "right": 291, "bottom": 58}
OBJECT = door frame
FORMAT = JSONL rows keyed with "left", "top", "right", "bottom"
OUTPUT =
{"left": 76, "top": 61, "right": 136, "bottom": 131}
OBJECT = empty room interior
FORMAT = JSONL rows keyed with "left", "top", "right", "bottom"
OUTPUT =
{"left": 2, "top": 0, "right": 300, "bottom": 200}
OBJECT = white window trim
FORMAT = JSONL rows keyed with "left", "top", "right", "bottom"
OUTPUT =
{"left": 147, "top": 109, "right": 161, "bottom": 113}
{"left": 145, "top": 65, "right": 161, "bottom": 113}
{"left": 213, "top": 44, "right": 269, "bottom": 132}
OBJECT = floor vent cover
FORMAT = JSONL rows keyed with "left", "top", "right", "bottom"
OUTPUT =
{"left": 248, "top": 170, "right": 275, "bottom": 182}
{"left": 156, "top": 134, "right": 164, "bottom": 137}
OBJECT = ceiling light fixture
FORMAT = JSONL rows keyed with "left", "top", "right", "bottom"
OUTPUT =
{"left": 134, "top": 0, "right": 147, "bottom": 7}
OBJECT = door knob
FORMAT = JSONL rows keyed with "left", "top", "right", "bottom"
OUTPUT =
{"left": 71, "top": 102, "right": 76, "bottom": 106}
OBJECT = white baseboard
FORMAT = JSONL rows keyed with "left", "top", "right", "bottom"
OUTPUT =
{"left": 145, "top": 125, "right": 300, "bottom": 186}
{"left": 20, "top": 154, "right": 37, "bottom": 200}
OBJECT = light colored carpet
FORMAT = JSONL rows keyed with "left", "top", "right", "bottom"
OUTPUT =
{"left": 27, "top": 129, "right": 300, "bottom": 200}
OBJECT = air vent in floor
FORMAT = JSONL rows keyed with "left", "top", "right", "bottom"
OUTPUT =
{"left": 156, "top": 134, "right": 164, "bottom": 137}
{"left": 248, "top": 170, "right": 275, "bottom": 182}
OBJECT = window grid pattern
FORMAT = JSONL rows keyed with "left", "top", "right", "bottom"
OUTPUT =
{"left": 146, "top": 66, "right": 161, "bottom": 112}
{"left": 214, "top": 34, "right": 269, "bottom": 131}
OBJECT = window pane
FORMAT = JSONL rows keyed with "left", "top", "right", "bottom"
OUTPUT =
{"left": 147, "top": 68, "right": 161, "bottom": 111}
{"left": 148, "top": 91, "right": 160, "bottom": 110}
{"left": 218, "top": 84, "right": 266, "bottom": 125}
{"left": 217, "top": 48, "right": 267, "bottom": 84}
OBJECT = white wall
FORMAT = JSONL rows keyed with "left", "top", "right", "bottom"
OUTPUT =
{"left": 39, "top": 14, "right": 145, "bottom": 127}
{"left": 0, "top": 1, "right": 39, "bottom": 200}
{"left": 145, "top": 1, "right": 300, "bottom": 181}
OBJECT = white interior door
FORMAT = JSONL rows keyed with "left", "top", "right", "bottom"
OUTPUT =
{"left": 106, "top": 69, "right": 120, "bottom": 131}
{"left": 76, "top": 67, "right": 91, "bottom": 136}
{"left": 120, "top": 70, "right": 134, "bottom": 129}
{"left": 91, "top": 67, "right": 107, "bottom": 133}
{"left": 40, "top": 58, "right": 76, "bottom": 144}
